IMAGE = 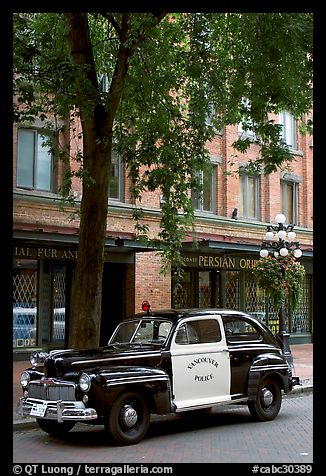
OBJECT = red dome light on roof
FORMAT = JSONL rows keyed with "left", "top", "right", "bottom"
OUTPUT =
{"left": 142, "top": 300, "right": 151, "bottom": 313}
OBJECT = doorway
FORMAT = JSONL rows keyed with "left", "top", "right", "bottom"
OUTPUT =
{"left": 100, "top": 263, "right": 126, "bottom": 345}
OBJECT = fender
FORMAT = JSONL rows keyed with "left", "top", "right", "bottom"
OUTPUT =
{"left": 247, "top": 352, "right": 290, "bottom": 400}
{"left": 91, "top": 366, "right": 172, "bottom": 415}
{"left": 21, "top": 367, "right": 45, "bottom": 382}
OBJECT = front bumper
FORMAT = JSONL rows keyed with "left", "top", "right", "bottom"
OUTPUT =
{"left": 292, "top": 376, "right": 301, "bottom": 387}
{"left": 17, "top": 397, "right": 98, "bottom": 422}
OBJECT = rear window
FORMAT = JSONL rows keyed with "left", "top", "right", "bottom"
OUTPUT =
{"left": 223, "top": 316, "right": 263, "bottom": 343}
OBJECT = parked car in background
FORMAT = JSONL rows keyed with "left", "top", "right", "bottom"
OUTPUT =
{"left": 13, "top": 303, "right": 37, "bottom": 346}
{"left": 13, "top": 305, "right": 65, "bottom": 347}
{"left": 17, "top": 302, "right": 300, "bottom": 445}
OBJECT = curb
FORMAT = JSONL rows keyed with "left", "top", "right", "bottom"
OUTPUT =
{"left": 13, "top": 418, "right": 39, "bottom": 431}
{"left": 284, "top": 383, "right": 313, "bottom": 397}
{"left": 13, "top": 383, "right": 313, "bottom": 431}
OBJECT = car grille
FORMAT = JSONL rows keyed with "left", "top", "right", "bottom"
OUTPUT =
{"left": 28, "top": 380, "right": 76, "bottom": 401}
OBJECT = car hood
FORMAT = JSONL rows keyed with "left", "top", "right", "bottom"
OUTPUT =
{"left": 44, "top": 344, "right": 163, "bottom": 377}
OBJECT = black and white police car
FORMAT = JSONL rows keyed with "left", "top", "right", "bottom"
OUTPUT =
{"left": 18, "top": 301, "right": 300, "bottom": 445}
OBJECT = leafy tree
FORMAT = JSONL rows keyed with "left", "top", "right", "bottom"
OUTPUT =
{"left": 13, "top": 12, "right": 313, "bottom": 348}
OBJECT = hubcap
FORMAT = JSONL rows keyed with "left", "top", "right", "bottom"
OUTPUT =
{"left": 121, "top": 405, "right": 138, "bottom": 428}
{"left": 261, "top": 388, "right": 273, "bottom": 407}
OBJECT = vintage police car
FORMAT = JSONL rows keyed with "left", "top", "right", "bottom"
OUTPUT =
{"left": 17, "top": 302, "right": 300, "bottom": 445}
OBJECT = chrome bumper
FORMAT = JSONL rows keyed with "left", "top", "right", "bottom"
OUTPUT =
{"left": 18, "top": 397, "right": 98, "bottom": 422}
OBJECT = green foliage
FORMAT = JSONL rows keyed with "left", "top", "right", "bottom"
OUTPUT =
{"left": 252, "top": 255, "right": 306, "bottom": 311}
{"left": 13, "top": 12, "right": 313, "bottom": 269}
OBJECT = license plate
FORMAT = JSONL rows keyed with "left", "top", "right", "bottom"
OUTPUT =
{"left": 30, "top": 403, "right": 47, "bottom": 417}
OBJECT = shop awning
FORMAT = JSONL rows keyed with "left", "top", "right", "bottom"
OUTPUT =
{"left": 182, "top": 239, "right": 313, "bottom": 257}
{"left": 13, "top": 229, "right": 156, "bottom": 254}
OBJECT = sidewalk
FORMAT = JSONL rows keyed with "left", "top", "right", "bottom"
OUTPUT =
{"left": 13, "top": 343, "right": 313, "bottom": 429}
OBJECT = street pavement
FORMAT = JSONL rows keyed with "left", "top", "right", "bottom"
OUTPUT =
{"left": 13, "top": 393, "right": 313, "bottom": 464}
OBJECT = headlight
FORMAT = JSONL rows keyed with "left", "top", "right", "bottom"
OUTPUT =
{"left": 79, "top": 373, "right": 91, "bottom": 392}
{"left": 30, "top": 351, "right": 49, "bottom": 366}
{"left": 20, "top": 371, "right": 30, "bottom": 388}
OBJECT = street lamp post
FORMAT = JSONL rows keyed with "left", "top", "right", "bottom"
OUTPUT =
{"left": 259, "top": 213, "right": 302, "bottom": 366}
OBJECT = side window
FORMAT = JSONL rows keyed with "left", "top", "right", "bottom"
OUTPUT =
{"left": 223, "top": 316, "right": 263, "bottom": 343}
{"left": 175, "top": 319, "right": 221, "bottom": 345}
{"left": 197, "top": 319, "right": 221, "bottom": 343}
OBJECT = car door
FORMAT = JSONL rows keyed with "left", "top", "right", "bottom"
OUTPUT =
{"left": 170, "top": 315, "right": 231, "bottom": 410}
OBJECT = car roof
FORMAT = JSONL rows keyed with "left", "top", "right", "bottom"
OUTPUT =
{"left": 120, "top": 308, "right": 279, "bottom": 346}
{"left": 132, "top": 308, "right": 251, "bottom": 323}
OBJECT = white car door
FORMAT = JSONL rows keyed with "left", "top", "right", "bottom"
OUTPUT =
{"left": 170, "top": 315, "right": 230, "bottom": 410}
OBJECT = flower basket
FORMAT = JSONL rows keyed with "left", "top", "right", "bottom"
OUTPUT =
{"left": 252, "top": 255, "right": 305, "bottom": 311}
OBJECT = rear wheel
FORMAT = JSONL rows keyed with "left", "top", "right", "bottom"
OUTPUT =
{"left": 36, "top": 418, "right": 75, "bottom": 436}
{"left": 248, "top": 377, "right": 282, "bottom": 421}
{"left": 105, "top": 391, "right": 150, "bottom": 445}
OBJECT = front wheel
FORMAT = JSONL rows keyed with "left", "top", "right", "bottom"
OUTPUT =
{"left": 105, "top": 391, "right": 150, "bottom": 445}
{"left": 248, "top": 377, "right": 282, "bottom": 421}
{"left": 36, "top": 418, "right": 75, "bottom": 436}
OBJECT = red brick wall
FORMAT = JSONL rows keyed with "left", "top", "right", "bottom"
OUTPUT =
{"left": 135, "top": 252, "right": 171, "bottom": 312}
{"left": 14, "top": 112, "right": 313, "bottom": 231}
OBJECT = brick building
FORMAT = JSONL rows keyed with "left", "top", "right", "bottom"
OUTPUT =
{"left": 13, "top": 110, "right": 313, "bottom": 358}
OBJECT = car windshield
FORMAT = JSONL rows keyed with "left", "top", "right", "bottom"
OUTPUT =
{"left": 109, "top": 318, "right": 172, "bottom": 345}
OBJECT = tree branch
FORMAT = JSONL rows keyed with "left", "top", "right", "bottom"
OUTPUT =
{"left": 99, "top": 12, "right": 122, "bottom": 41}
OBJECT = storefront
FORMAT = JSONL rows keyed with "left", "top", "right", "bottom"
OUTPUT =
{"left": 13, "top": 232, "right": 313, "bottom": 358}
{"left": 13, "top": 230, "right": 153, "bottom": 358}
{"left": 172, "top": 241, "right": 313, "bottom": 344}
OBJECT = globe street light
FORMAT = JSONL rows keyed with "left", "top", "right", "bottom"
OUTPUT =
{"left": 259, "top": 214, "right": 302, "bottom": 366}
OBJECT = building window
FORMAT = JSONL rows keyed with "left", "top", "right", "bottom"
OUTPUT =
{"left": 238, "top": 98, "right": 256, "bottom": 140}
{"left": 279, "top": 111, "right": 296, "bottom": 149}
{"left": 192, "top": 165, "right": 216, "bottom": 213}
{"left": 109, "top": 149, "right": 124, "bottom": 201}
{"left": 205, "top": 102, "right": 223, "bottom": 135}
{"left": 281, "top": 180, "right": 298, "bottom": 224}
{"left": 13, "top": 260, "right": 38, "bottom": 348}
{"left": 205, "top": 102, "right": 216, "bottom": 128}
{"left": 239, "top": 173, "right": 259, "bottom": 219}
{"left": 238, "top": 121, "right": 256, "bottom": 140}
{"left": 17, "top": 129, "right": 54, "bottom": 192}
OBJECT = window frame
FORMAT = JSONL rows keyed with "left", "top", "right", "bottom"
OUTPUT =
{"left": 238, "top": 97, "right": 256, "bottom": 140}
{"left": 16, "top": 128, "right": 55, "bottom": 192}
{"left": 281, "top": 180, "right": 299, "bottom": 225}
{"left": 108, "top": 148, "right": 124, "bottom": 202}
{"left": 192, "top": 163, "right": 216, "bottom": 213}
{"left": 239, "top": 172, "right": 260, "bottom": 220}
{"left": 175, "top": 319, "right": 222, "bottom": 345}
{"left": 223, "top": 316, "right": 264, "bottom": 344}
{"left": 279, "top": 111, "right": 297, "bottom": 149}
{"left": 238, "top": 120, "right": 256, "bottom": 140}
{"left": 205, "top": 102, "right": 223, "bottom": 135}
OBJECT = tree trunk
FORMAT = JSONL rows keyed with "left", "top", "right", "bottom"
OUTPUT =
{"left": 65, "top": 13, "right": 132, "bottom": 348}
{"left": 69, "top": 131, "right": 111, "bottom": 349}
